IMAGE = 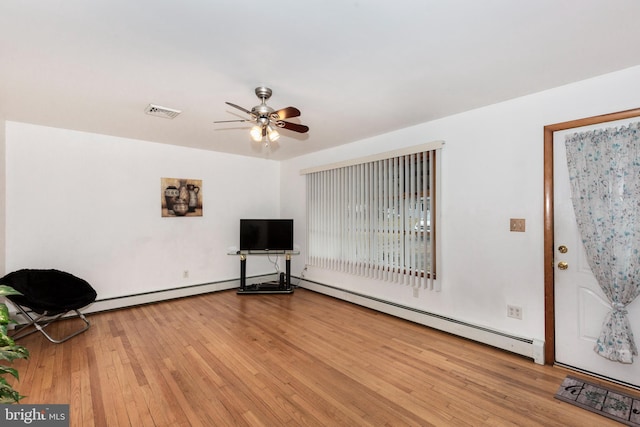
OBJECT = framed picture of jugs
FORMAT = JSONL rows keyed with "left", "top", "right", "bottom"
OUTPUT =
{"left": 161, "top": 177, "right": 202, "bottom": 217}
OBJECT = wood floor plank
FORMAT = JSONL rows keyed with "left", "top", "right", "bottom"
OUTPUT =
{"left": 7, "top": 288, "right": 637, "bottom": 426}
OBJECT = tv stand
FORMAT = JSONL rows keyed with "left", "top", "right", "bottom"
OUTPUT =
{"left": 230, "top": 251, "right": 297, "bottom": 294}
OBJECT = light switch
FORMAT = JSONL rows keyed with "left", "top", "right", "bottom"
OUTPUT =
{"left": 510, "top": 218, "right": 525, "bottom": 232}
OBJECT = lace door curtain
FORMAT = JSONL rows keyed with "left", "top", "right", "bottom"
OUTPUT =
{"left": 565, "top": 121, "right": 640, "bottom": 363}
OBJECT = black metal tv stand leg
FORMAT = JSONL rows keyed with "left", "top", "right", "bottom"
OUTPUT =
{"left": 286, "top": 253, "right": 291, "bottom": 291}
{"left": 240, "top": 254, "right": 246, "bottom": 291}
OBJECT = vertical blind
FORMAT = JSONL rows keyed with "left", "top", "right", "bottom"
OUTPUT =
{"left": 303, "top": 143, "right": 441, "bottom": 290}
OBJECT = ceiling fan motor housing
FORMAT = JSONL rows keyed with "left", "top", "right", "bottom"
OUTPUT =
{"left": 251, "top": 104, "right": 274, "bottom": 118}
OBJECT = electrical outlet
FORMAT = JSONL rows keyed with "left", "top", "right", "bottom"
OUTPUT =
{"left": 183, "top": 270, "right": 189, "bottom": 279}
{"left": 507, "top": 305, "right": 522, "bottom": 319}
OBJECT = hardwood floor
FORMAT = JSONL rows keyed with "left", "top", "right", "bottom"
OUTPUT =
{"left": 8, "top": 288, "right": 632, "bottom": 426}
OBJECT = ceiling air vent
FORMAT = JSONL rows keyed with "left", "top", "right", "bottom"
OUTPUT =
{"left": 144, "top": 104, "right": 182, "bottom": 119}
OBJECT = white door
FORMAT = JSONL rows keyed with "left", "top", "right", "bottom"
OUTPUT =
{"left": 554, "top": 120, "right": 640, "bottom": 389}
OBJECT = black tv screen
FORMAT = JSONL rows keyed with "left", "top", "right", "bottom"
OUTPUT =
{"left": 240, "top": 219, "right": 294, "bottom": 252}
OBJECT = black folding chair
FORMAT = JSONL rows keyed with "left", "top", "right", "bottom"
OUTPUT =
{"left": 1, "top": 269, "right": 97, "bottom": 343}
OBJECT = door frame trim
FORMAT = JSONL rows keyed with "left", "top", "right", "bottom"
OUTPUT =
{"left": 543, "top": 107, "right": 640, "bottom": 364}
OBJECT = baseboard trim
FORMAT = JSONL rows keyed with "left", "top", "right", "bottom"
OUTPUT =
{"left": 298, "top": 278, "right": 545, "bottom": 365}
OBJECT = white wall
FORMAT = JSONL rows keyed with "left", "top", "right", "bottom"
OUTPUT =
{"left": 0, "top": 118, "right": 5, "bottom": 276}
{"left": 281, "top": 65, "right": 640, "bottom": 343}
{"left": 5, "top": 122, "right": 282, "bottom": 300}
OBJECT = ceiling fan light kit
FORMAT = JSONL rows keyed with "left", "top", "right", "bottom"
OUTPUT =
{"left": 266, "top": 125, "right": 280, "bottom": 142}
{"left": 215, "top": 86, "right": 309, "bottom": 146}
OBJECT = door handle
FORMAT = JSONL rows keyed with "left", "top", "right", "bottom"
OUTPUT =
{"left": 557, "top": 261, "right": 568, "bottom": 270}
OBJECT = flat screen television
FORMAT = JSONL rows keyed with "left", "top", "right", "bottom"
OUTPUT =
{"left": 240, "top": 219, "right": 294, "bottom": 252}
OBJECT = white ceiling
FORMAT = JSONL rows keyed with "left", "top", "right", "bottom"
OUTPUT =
{"left": 2, "top": 1, "right": 640, "bottom": 161}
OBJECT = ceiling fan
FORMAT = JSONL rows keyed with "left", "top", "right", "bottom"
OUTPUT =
{"left": 214, "top": 87, "right": 309, "bottom": 144}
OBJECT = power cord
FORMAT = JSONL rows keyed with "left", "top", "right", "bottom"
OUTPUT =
{"left": 267, "top": 253, "right": 280, "bottom": 273}
{"left": 293, "top": 265, "right": 308, "bottom": 288}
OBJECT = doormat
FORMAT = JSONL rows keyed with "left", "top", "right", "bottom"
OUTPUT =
{"left": 555, "top": 375, "right": 640, "bottom": 426}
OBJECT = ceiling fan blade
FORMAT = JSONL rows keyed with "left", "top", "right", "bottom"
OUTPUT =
{"left": 213, "top": 119, "right": 250, "bottom": 123}
{"left": 275, "top": 120, "right": 309, "bottom": 133}
{"left": 225, "top": 102, "right": 251, "bottom": 114}
{"left": 270, "top": 106, "right": 301, "bottom": 120}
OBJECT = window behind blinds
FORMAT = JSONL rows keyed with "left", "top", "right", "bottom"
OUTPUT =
{"left": 304, "top": 143, "right": 441, "bottom": 289}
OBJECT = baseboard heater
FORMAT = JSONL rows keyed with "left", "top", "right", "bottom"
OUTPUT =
{"left": 9, "top": 274, "right": 543, "bottom": 365}
{"left": 87, "top": 274, "right": 278, "bottom": 314}
{"left": 298, "top": 278, "right": 545, "bottom": 365}
{"left": 86, "top": 280, "right": 237, "bottom": 314}
{"left": 11, "top": 274, "right": 273, "bottom": 319}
